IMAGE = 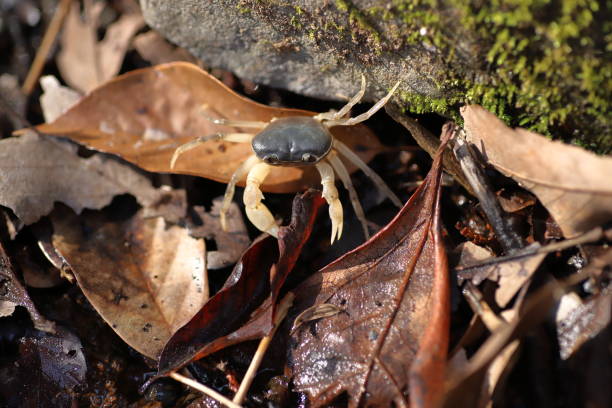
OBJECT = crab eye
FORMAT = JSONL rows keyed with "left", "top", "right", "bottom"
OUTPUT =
{"left": 263, "top": 154, "right": 279, "bottom": 164}
{"left": 302, "top": 153, "right": 318, "bottom": 163}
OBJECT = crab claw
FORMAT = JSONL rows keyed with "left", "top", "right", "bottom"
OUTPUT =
{"left": 316, "top": 161, "right": 343, "bottom": 244}
{"left": 326, "top": 191, "right": 344, "bottom": 244}
{"left": 244, "top": 162, "right": 279, "bottom": 238}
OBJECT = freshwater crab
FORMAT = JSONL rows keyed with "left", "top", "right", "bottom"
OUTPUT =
{"left": 171, "top": 77, "right": 402, "bottom": 243}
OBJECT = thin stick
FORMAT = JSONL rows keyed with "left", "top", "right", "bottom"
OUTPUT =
{"left": 455, "top": 226, "right": 608, "bottom": 272}
{"left": 22, "top": 0, "right": 72, "bottom": 95}
{"left": 232, "top": 293, "right": 295, "bottom": 405}
{"left": 169, "top": 372, "right": 242, "bottom": 408}
{"left": 453, "top": 133, "right": 524, "bottom": 253}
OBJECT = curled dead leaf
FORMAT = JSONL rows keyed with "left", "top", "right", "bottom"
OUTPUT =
{"left": 158, "top": 190, "right": 324, "bottom": 374}
{"left": 289, "top": 125, "right": 452, "bottom": 407}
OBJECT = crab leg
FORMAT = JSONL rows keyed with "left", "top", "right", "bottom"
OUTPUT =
{"left": 220, "top": 155, "right": 260, "bottom": 231}
{"left": 316, "top": 161, "right": 343, "bottom": 244}
{"left": 334, "top": 139, "right": 402, "bottom": 208}
{"left": 243, "top": 162, "right": 279, "bottom": 238}
{"left": 323, "top": 80, "right": 401, "bottom": 127}
{"left": 328, "top": 152, "right": 370, "bottom": 240}
{"left": 170, "top": 133, "right": 254, "bottom": 168}
{"left": 314, "top": 75, "right": 366, "bottom": 122}
{"left": 199, "top": 105, "right": 269, "bottom": 129}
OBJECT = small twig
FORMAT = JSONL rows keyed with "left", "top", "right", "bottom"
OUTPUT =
{"left": 385, "top": 104, "right": 474, "bottom": 195}
{"left": 455, "top": 226, "right": 609, "bottom": 272}
{"left": 22, "top": 0, "right": 72, "bottom": 95}
{"left": 169, "top": 372, "right": 242, "bottom": 408}
{"left": 453, "top": 132, "right": 523, "bottom": 253}
{"left": 233, "top": 292, "right": 295, "bottom": 405}
{"left": 462, "top": 282, "right": 505, "bottom": 331}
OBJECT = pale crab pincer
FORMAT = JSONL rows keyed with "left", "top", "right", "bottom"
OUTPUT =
{"left": 171, "top": 77, "right": 402, "bottom": 243}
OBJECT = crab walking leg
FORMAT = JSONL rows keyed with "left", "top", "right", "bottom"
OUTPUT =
{"left": 316, "top": 161, "right": 344, "bottom": 244}
{"left": 199, "top": 105, "right": 269, "bottom": 129}
{"left": 170, "top": 133, "right": 254, "bottom": 168}
{"left": 314, "top": 75, "right": 366, "bottom": 122}
{"left": 334, "top": 139, "right": 402, "bottom": 208}
{"left": 220, "top": 155, "right": 260, "bottom": 231}
{"left": 328, "top": 152, "right": 370, "bottom": 240}
{"left": 323, "top": 80, "right": 401, "bottom": 127}
{"left": 243, "top": 162, "right": 280, "bottom": 238}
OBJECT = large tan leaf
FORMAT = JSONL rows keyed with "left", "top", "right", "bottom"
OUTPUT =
{"left": 51, "top": 207, "right": 208, "bottom": 360}
{"left": 462, "top": 105, "right": 612, "bottom": 238}
{"left": 32, "top": 62, "right": 384, "bottom": 193}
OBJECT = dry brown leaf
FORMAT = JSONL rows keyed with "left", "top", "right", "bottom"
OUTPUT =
{"left": 0, "top": 240, "right": 55, "bottom": 333}
{"left": 57, "top": 0, "right": 144, "bottom": 93}
{"left": 289, "top": 126, "right": 452, "bottom": 407}
{"left": 456, "top": 242, "right": 547, "bottom": 307}
{"left": 39, "top": 75, "right": 81, "bottom": 122}
{"left": 32, "top": 62, "right": 385, "bottom": 193}
{"left": 187, "top": 198, "right": 250, "bottom": 269}
{"left": 0, "top": 131, "right": 159, "bottom": 225}
{"left": 556, "top": 289, "right": 611, "bottom": 360}
{"left": 51, "top": 206, "right": 208, "bottom": 360}
{"left": 442, "top": 278, "right": 564, "bottom": 408}
{"left": 462, "top": 105, "right": 612, "bottom": 238}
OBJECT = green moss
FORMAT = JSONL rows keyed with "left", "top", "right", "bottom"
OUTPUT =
{"left": 335, "top": 0, "right": 382, "bottom": 44}
{"left": 384, "top": 0, "right": 611, "bottom": 152}
{"left": 236, "top": 5, "right": 251, "bottom": 14}
{"left": 289, "top": 15, "right": 302, "bottom": 29}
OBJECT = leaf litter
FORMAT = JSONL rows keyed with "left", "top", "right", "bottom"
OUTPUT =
{"left": 158, "top": 190, "right": 324, "bottom": 375}
{"left": 2, "top": 3, "right": 611, "bottom": 403}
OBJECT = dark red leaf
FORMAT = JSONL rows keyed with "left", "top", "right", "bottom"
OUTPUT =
{"left": 158, "top": 190, "right": 324, "bottom": 374}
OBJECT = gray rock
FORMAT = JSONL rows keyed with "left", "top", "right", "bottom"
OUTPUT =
{"left": 139, "top": 0, "right": 467, "bottom": 102}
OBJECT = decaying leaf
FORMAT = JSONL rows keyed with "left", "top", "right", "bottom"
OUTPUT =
{"left": 31, "top": 62, "right": 385, "bottom": 193}
{"left": 456, "top": 241, "right": 547, "bottom": 307}
{"left": 39, "top": 75, "right": 81, "bottom": 122}
{"left": 158, "top": 190, "right": 324, "bottom": 374}
{"left": 0, "top": 327, "right": 86, "bottom": 407}
{"left": 57, "top": 0, "right": 144, "bottom": 93}
{"left": 289, "top": 127, "right": 452, "bottom": 407}
{"left": 0, "top": 240, "right": 55, "bottom": 333}
{"left": 0, "top": 131, "right": 159, "bottom": 226}
{"left": 556, "top": 289, "right": 611, "bottom": 360}
{"left": 462, "top": 105, "right": 612, "bottom": 238}
{"left": 187, "top": 198, "right": 250, "bottom": 269}
{"left": 442, "top": 274, "right": 584, "bottom": 408}
{"left": 51, "top": 206, "right": 208, "bottom": 360}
